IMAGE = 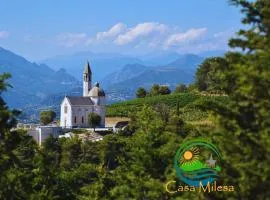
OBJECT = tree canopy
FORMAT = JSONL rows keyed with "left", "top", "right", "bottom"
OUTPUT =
{"left": 40, "top": 110, "right": 56, "bottom": 125}
{"left": 174, "top": 84, "right": 187, "bottom": 93}
{"left": 88, "top": 112, "right": 101, "bottom": 129}
{"left": 195, "top": 57, "right": 228, "bottom": 93}
{"left": 149, "top": 84, "right": 171, "bottom": 96}
{"left": 136, "top": 87, "right": 148, "bottom": 98}
{"left": 194, "top": 0, "right": 270, "bottom": 198}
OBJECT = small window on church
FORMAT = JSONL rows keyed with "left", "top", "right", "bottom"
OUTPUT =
{"left": 82, "top": 116, "right": 84, "bottom": 123}
{"left": 64, "top": 106, "right": 68, "bottom": 113}
{"left": 74, "top": 116, "right": 77, "bottom": 124}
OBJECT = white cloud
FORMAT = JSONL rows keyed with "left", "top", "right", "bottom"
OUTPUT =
{"left": 115, "top": 22, "right": 168, "bottom": 45}
{"left": 174, "top": 29, "right": 235, "bottom": 54}
{"left": 96, "top": 23, "right": 126, "bottom": 40}
{"left": 214, "top": 28, "right": 235, "bottom": 38}
{"left": 165, "top": 28, "right": 207, "bottom": 48}
{"left": 57, "top": 32, "right": 87, "bottom": 47}
{"left": 0, "top": 31, "right": 9, "bottom": 39}
{"left": 22, "top": 22, "right": 233, "bottom": 54}
{"left": 85, "top": 22, "right": 209, "bottom": 51}
{"left": 23, "top": 34, "right": 49, "bottom": 43}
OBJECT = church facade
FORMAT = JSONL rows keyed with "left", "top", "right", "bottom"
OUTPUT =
{"left": 60, "top": 62, "right": 106, "bottom": 128}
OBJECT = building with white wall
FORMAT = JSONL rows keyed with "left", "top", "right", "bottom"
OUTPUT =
{"left": 60, "top": 61, "right": 106, "bottom": 128}
{"left": 28, "top": 126, "right": 62, "bottom": 145}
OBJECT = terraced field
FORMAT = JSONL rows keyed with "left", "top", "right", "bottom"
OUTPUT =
{"left": 106, "top": 93, "right": 228, "bottom": 122}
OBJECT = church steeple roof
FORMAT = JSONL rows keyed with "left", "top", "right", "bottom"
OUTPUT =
{"left": 84, "top": 61, "right": 92, "bottom": 74}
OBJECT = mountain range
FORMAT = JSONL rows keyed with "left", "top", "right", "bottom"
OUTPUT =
{"left": 0, "top": 47, "right": 79, "bottom": 108}
{"left": 103, "top": 54, "right": 204, "bottom": 97}
{"left": 40, "top": 52, "right": 142, "bottom": 81}
{"left": 40, "top": 50, "right": 224, "bottom": 81}
{"left": 0, "top": 46, "right": 225, "bottom": 122}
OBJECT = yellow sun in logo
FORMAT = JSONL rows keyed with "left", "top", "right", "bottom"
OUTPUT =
{"left": 184, "top": 151, "right": 193, "bottom": 160}
{"left": 180, "top": 147, "right": 200, "bottom": 165}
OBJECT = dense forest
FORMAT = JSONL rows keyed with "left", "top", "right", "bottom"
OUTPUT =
{"left": 1, "top": 0, "right": 270, "bottom": 199}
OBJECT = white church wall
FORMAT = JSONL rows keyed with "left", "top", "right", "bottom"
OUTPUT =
{"left": 60, "top": 98, "right": 72, "bottom": 128}
{"left": 71, "top": 105, "right": 96, "bottom": 127}
{"left": 61, "top": 102, "right": 105, "bottom": 128}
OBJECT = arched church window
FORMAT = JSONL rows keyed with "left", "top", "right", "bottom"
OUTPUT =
{"left": 74, "top": 116, "right": 77, "bottom": 124}
{"left": 82, "top": 116, "right": 84, "bottom": 123}
{"left": 64, "top": 105, "right": 68, "bottom": 113}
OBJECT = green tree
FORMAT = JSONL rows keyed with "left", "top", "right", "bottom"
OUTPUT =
{"left": 153, "top": 103, "right": 171, "bottom": 124}
{"left": 60, "top": 136, "right": 82, "bottom": 169}
{"left": 107, "top": 105, "right": 200, "bottom": 199}
{"left": 0, "top": 73, "right": 37, "bottom": 199}
{"left": 31, "top": 136, "right": 66, "bottom": 199}
{"left": 196, "top": 1, "right": 270, "bottom": 199}
{"left": 108, "top": 106, "right": 168, "bottom": 199}
{"left": 186, "top": 83, "right": 197, "bottom": 92}
{"left": 159, "top": 85, "right": 171, "bottom": 95}
{"left": 40, "top": 110, "right": 56, "bottom": 125}
{"left": 149, "top": 84, "right": 160, "bottom": 96}
{"left": 150, "top": 84, "right": 171, "bottom": 96}
{"left": 136, "top": 87, "right": 147, "bottom": 98}
{"left": 88, "top": 112, "right": 101, "bottom": 131}
{"left": 195, "top": 57, "right": 228, "bottom": 93}
{"left": 174, "top": 84, "right": 187, "bottom": 93}
{"left": 0, "top": 73, "right": 21, "bottom": 133}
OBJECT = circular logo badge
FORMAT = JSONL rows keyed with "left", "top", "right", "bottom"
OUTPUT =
{"left": 174, "top": 139, "right": 222, "bottom": 187}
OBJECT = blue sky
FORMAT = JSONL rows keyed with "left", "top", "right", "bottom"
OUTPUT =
{"left": 0, "top": 0, "right": 242, "bottom": 61}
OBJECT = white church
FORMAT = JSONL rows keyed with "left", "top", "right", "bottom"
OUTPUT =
{"left": 60, "top": 61, "right": 106, "bottom": 128}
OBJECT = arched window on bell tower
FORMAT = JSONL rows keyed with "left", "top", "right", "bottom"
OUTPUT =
{"left": 84, "top": 74, "right": 88, "bottom": 82}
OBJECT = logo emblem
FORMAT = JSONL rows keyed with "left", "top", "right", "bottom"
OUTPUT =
{"left": 174, "top": 139, "right": 222, "bottom": 187}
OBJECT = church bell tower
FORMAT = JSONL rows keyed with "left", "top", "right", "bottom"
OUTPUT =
{"left": 83, "top": 61, "right": 92, "bottom": 97}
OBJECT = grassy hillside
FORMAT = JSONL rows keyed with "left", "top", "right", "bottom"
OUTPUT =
{"left": 106, "top": 93, "right": 228, "bottom": 122}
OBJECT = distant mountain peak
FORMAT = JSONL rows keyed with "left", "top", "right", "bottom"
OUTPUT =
{"left": 0, "top": 47, "right": 78, "bottom": 108}
{"left": 166, "top": 54, "right": 204, "bottom": 69}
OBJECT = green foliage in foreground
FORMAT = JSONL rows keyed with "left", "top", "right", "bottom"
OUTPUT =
{"left": 1, "top": 1, "right": 270, "bottom": 199}
{"left": 106, "top": 92, "right": 228, "bottom": 121}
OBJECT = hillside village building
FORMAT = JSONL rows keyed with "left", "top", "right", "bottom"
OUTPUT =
{"left": 60, "top": 61, "right": 106, "bottom": 128}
